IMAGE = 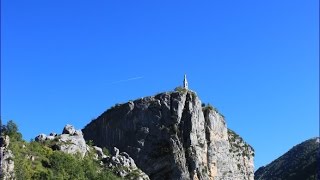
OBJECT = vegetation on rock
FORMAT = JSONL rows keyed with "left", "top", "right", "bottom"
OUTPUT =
{"left": 1, "top": 120, "right": 120, "bottom": 180}
{"left": 228, "top": 129, "right": 254, "bottom": 158}
{"left": 255, "top": 137, "right": 319, "bottom": 180}
{"left": 174, "top": 86, "right": 188, "bottom": 93}
{"left": 202, "top": 103, "right": 225, "bottom": 118}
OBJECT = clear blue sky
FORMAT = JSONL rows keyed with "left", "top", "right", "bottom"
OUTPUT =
{"left": 1, "top": 0, "right": 318, "bottom": 170}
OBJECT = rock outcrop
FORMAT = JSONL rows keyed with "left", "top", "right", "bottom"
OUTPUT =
{"left": 102, "top": 147, "right": 150, "bottom": 179}
{"left": 35, "top": 125, "right": 89, "bottom": 157}
{"left": 92, "top": 146, "right": 107, "bottom": 159}
{"left": 255, "top": 137, "right": 319, "bottom": 180}
{"left": 34, "top": 124, "right": 149, "bottom": 179}
{"left": 83, "top": 90, "right": 254, "bottom": 180}
{"left": 35, "top": 133, "right": 47, "bottom": 142}
{"left": 0, "top": 135, "right": 15, "bottom": 180}
{"left": 62, "top": 124, "right": 76, "bottom": 135}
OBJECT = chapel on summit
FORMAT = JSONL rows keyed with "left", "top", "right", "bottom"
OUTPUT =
{"left": 183, "top": 74, "right": 188, "bottom": 89}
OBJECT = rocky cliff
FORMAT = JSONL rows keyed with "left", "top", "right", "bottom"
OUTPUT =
{"left": 255, "top": 137, "right": 319, "bottom": 180}
{"left": 0, "top": 135, "right": 15, "bottom": 180}
{"left": 83, "top": 89, "right": 254, "bottom": 180}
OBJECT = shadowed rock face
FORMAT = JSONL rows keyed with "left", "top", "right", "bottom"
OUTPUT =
{"left": 255, "top": 137, "right": 319, "bottom": 180}
{"left": 83, "top": 90, "right": 254, "bottom": 180}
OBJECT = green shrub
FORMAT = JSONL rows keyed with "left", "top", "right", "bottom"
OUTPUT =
{"left": 49, "top": 151, "right": 86, "bottom": 179}
{"left": 102, "top": 147, "right": 110, "bottom": 155}
{"left": 86, "top": 140, "right": 95, "bottom": 146}
{"left": 174, "top": 86, "right": 187, "bottom": 93}
{"left": 202, "top": 103, "right": 214, "bottom": 112}
{"left": 190, "top": 91, "right": 197, "bottom": 99}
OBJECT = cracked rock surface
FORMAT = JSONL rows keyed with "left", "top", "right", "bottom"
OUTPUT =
{"left": 83, "top": 90, "right": 254, "bottom": 180}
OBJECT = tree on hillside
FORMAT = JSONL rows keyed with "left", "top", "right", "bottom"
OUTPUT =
{"left": 2, "top": 120, "right": 22, "bottom": 141}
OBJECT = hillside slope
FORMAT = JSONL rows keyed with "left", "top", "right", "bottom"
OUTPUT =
{"left": 255, "top": 137, "right": 319, "bottom": 180}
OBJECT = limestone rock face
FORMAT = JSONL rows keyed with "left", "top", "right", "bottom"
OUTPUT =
{"left": 35, "top": 125, "right": 89, "bottom": 157}
{"left": 0, "top": 135, "right": 15, "bottom": 180}
{"left": 62, "top": 124, "right": 76, "bottom": 135}
{"left": 58, "top": 133, "right": 88, "bottom": 157}
{"left": 102, "top": 147, "right": 150, "bottom": 179}
{"left": 93, "top": 146, "right": 107, "bottom": 159}
{"left": 83, "top": 90, "right": 254, "bottom": 180}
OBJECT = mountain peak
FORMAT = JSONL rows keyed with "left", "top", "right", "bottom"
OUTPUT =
{"left": 83, "top": 89, "right": 254, "bottom": 180}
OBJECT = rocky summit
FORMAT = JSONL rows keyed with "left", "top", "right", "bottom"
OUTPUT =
{"left": 255, "top": 137, "right": 319, "bottom": 180}
{"left": 0, "top": 77, "right": 255, "bottom": 179}
{"left": 83, "top": 89, "right": 254, "bottom": 180}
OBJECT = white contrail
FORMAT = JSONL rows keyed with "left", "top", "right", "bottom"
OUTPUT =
{"left": 111, "top": 76, "right": 143, "bottom": 84}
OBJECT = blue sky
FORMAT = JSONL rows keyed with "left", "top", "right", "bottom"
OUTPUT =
{"left": 1, "top": 0, "right": 318, "bottom": 170}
